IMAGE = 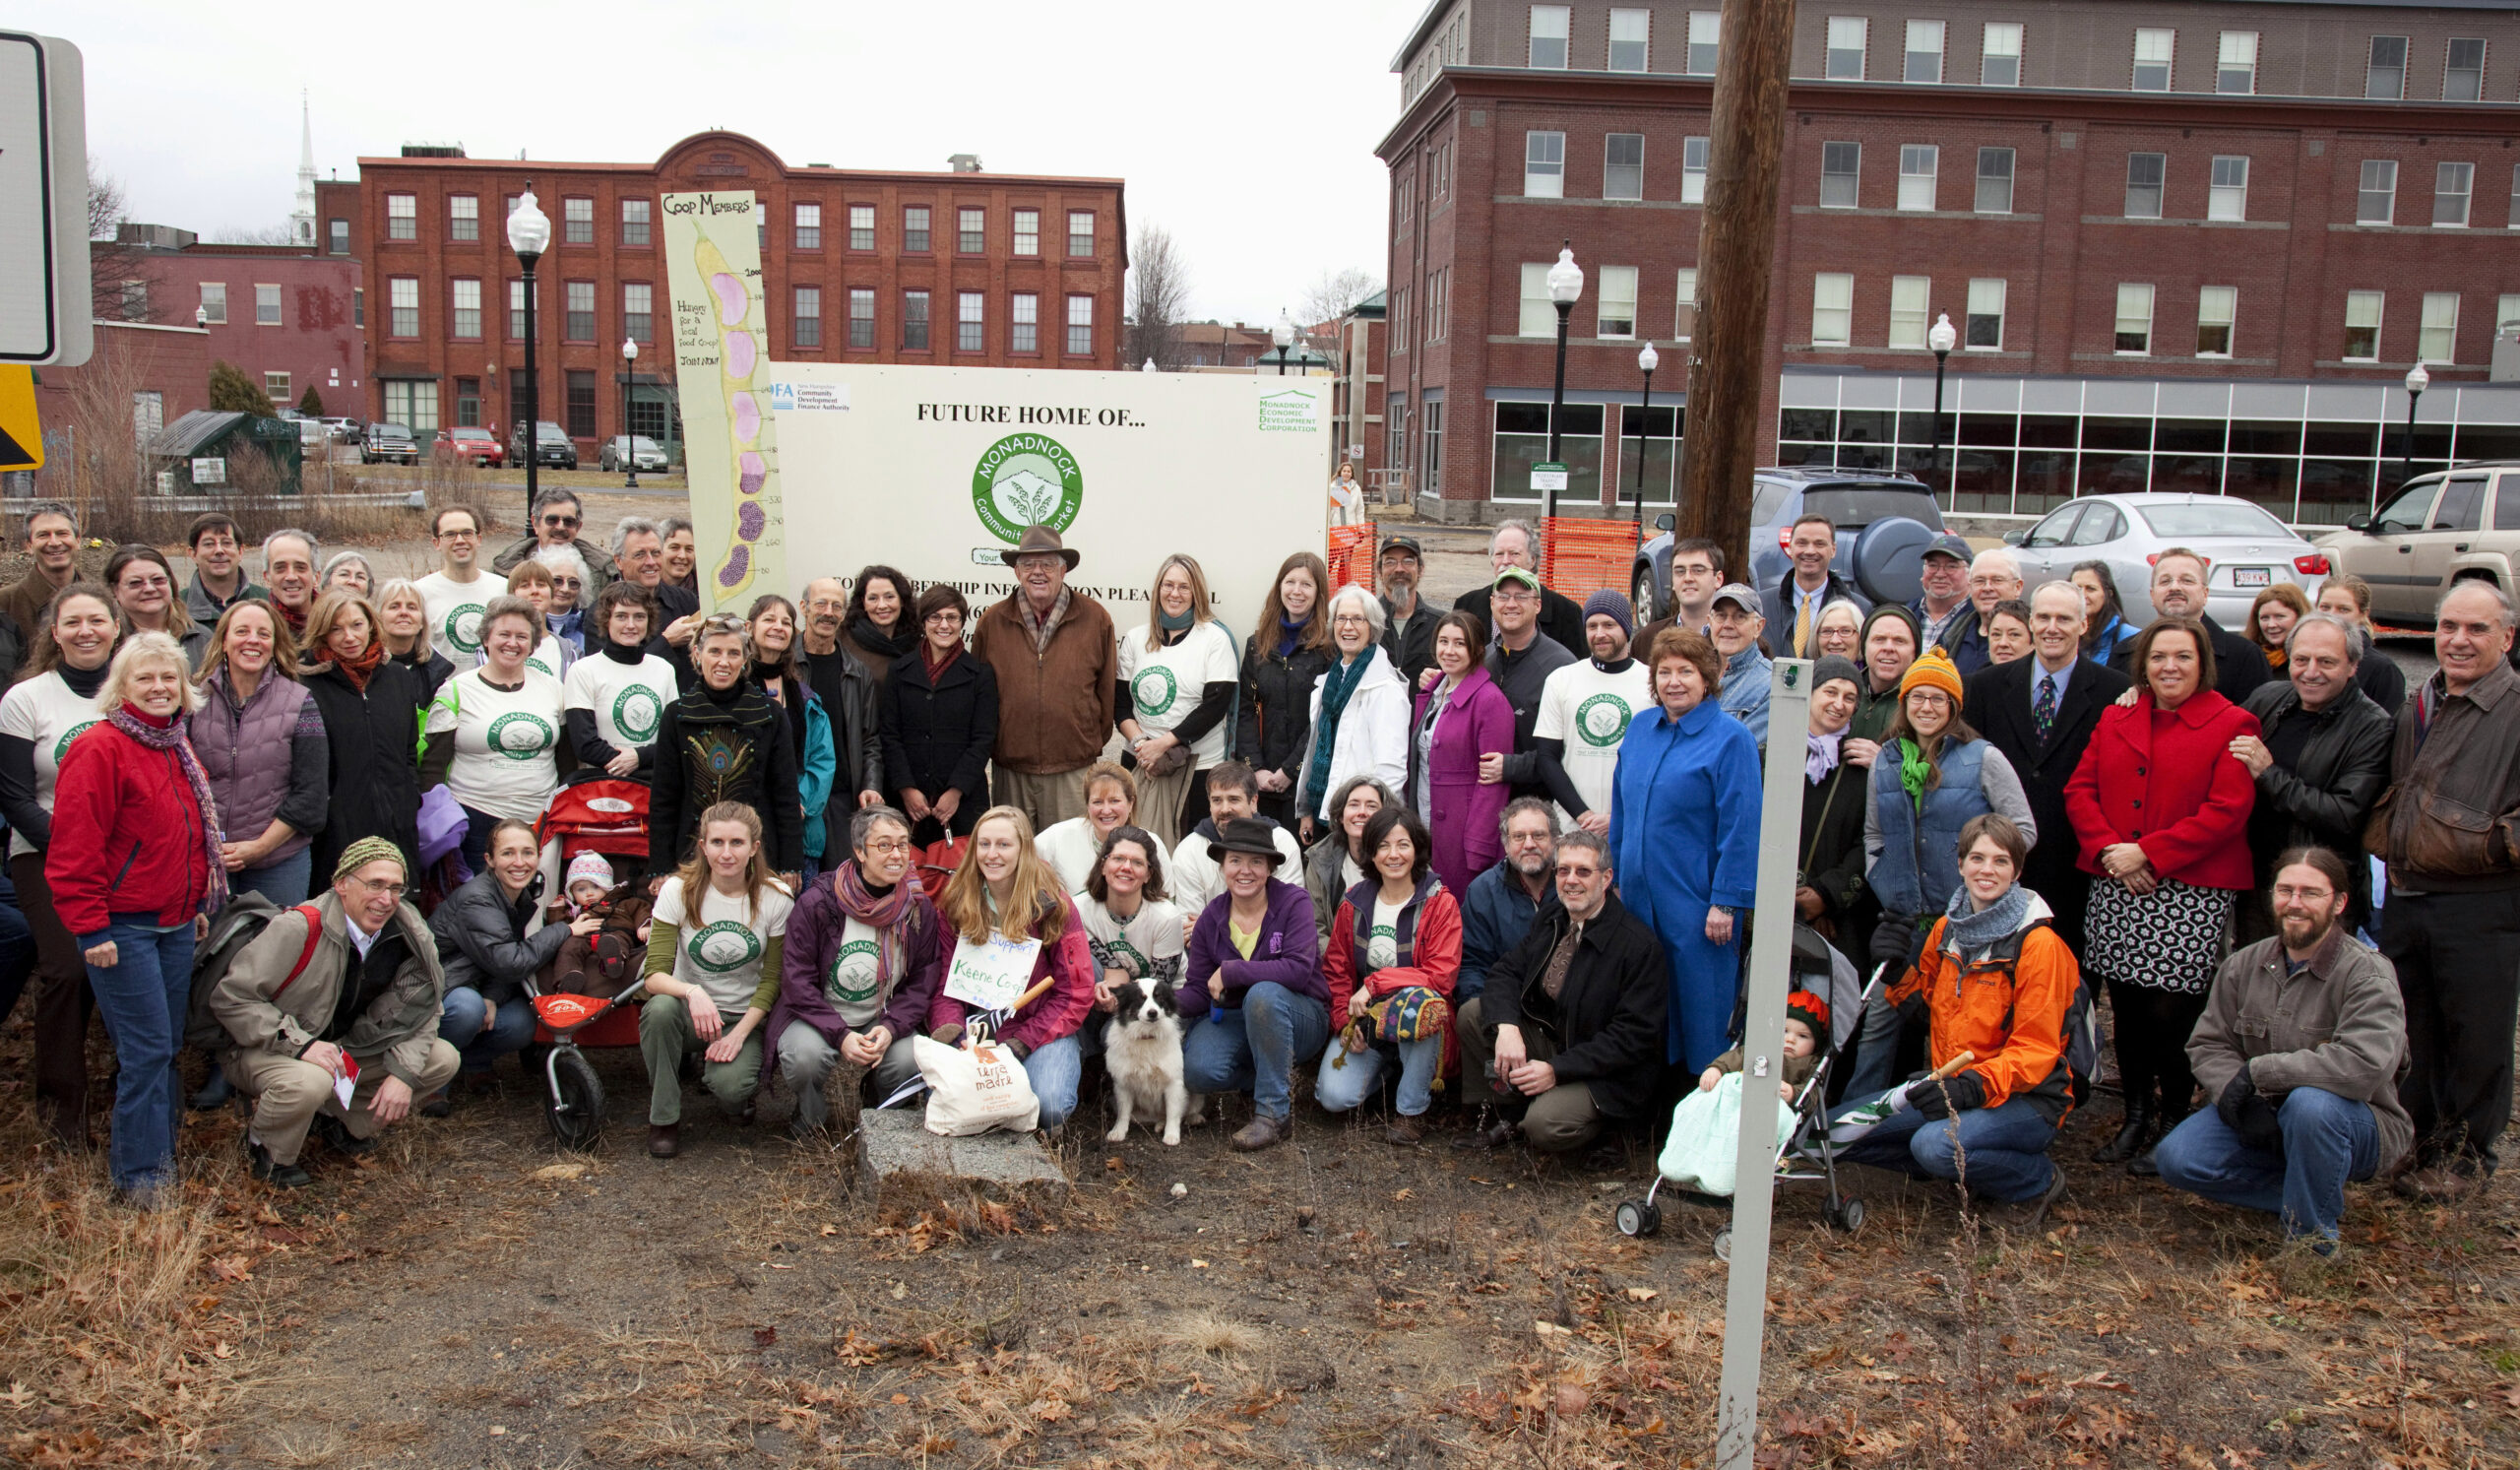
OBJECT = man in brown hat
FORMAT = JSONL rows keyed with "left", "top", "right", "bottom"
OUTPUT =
{"left": 969, "top": 525, "right": 1117, "bottom": 830}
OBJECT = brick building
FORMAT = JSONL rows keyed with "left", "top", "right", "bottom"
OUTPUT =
{"left": 98, "top": 225, "right": 366, "bottom": 416}
{"left": 329, "top": 132, "right": 1126, "bottom": 457}
{"left": 1379, "top": 0, "right": 2520, "bottom": 526}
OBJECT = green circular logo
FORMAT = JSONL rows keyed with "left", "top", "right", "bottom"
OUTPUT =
{"left": 1575, "top": 692, "right": 1636, "bottom": 748}
{"left": 612, "top": 684, "right": 663, "bottom": 742}
{"left": 487, "top": 711, "right": 555, "bottom": 761}
{"left": 827, "top": 937, "right": 880, "bottom": 1003}
{"left": 1131, "top": 666, "right": 1178, "bottom": 718}
{"left": 444, "top": 603, "right": 486, "bottom": 656}
{"left": 53, "top": 719, "right": 100, "bottom": 766}
{"left": 688, "top": 920, "right": 763, "bottom": 974}
{"left": 970, "top": 433, "right": 1083, "bottom": 543}
{"left": 1102, "top": 935, "right": 1150, "bottom": 977}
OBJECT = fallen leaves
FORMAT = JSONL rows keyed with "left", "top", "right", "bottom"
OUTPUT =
{"left": 531, "top": 1162, "right": 589, "bottom": 1182}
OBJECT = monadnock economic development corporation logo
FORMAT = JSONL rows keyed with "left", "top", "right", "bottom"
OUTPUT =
{"left": 970, "top": 433, "right": 1084, "bottom": 543}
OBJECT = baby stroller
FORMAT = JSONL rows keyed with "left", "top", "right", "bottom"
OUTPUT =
{"left": 526, "top": 777, "right": 654, "bottom": 1149}
{"left": 1614, "top": 925, "right": 1875, "bottom": 1256}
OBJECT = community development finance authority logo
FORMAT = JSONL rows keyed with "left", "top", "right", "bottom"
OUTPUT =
{"left": 1575, "top": 692, "right": 1636, "bottom": 747}
{"left": 970, "top": 433, "right": 1083, "bottom": 543}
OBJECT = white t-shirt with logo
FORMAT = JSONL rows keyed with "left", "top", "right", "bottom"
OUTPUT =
{"left": 0, "top": 671, "right": 103, "bottom": 860}
{"left": 414, "top": 569, "right": 496, "bottom": 661}
{"left": 564, "top": 651, "right": 678, "bottom": 757}
{"left": 819, "top": 914, "right": 887, "bottom": 1029}
{"left": 1362, "top": 897, "right": 1403, "bottom": 973}
{"left": 1533, "top": 658, "right": 1653, "bottom": 826}
{"left": 1116, "top": 620, "right": 1238, "bottom": 768}
{"left": 1076, "top": 894, "right": 1185, "bottom": 984}
{"left": 476, "top": 631, "right": 572, "bottom": 681}
{"left": 653, "top": 874, "right": 794, "bottom": 1015}
{"left": 425, "top": 667, "right": 567, "bottom": 820}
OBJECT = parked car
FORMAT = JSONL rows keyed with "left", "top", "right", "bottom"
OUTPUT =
{"left": 509, "top": 420, "right": 580, "bottom": 471}
{"left": 322, "top": 416, "right": 363, "bottom": 444}
{"left": 2008, "top": 492, "right": 2328, "bottom": 630}
{"left": 598, "top": 435, "right": 669, "bottom": 473}
{"left": 294, "top": 418, "right": 329, "bottom": 453}
{"left": 2316, "top": 462, "right": 2520, "bottom": 625}
{"left": 1628, "top": 469, "right": 1947, "bottom": 618}
{"left": 434, "top": 426, "right": 507, "bottom": 467}
{"left": 360, "top": 422, "right": 418, "bottom": 465}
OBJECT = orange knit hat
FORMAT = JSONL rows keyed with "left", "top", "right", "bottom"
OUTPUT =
{"left": 1899, "top": 646, "right": 1966, "bottom": 706}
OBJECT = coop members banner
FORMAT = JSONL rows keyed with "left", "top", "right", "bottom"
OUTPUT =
{"left": 662, "top": 190, "right": 785, "bottom": 609}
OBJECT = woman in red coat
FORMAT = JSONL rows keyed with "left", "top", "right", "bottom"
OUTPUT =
{"left": 2064, "top": 616, "right": 2258, "bottom": 1175}
{"left": 1407, "top": 611, "right": 1515, "bottom": 898}
{"left": 1314, "top": 805, "right": 1462, "bottom": 1144}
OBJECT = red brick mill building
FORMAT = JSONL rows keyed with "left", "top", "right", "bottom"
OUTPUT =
{"left": 318, "top": 131, "right": 1126, "bottom": 458}
{"left": 1378, "top": 0, "right": 2520, "bottom": 527}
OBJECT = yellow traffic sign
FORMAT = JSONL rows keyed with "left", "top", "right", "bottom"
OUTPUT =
{"left": 0, "top": 365, "right": 39, "bottom": 470}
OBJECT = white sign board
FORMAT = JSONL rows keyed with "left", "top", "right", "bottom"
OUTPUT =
{"left": 190, "top": 456, "right": 225, "bottom": 485}
{"left": 0, "top": 33, "right": 90, "bottom": 366}
{"left": 942, "top": 934, "right": 1044, "bottom": 1012}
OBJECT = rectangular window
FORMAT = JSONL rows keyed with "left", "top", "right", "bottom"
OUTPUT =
{"left": 1811, "top": 273, "right": 1854, "bottom": 346}
{"left": 383, "top": 380, "right": 438, "bottom": 435}
{"left": 450, "top": 194, "right": 478, "bottom": 241}
{"left": 2367, "top": 35, "right": 2407, "bottom": 99}
{"left": 1898, "top": 145, "right": 1938, "bottom": 211}
{"left": 2114, "top": 284, "right": 2155, "bottom": 353}
{"left": 1688, "top": 10, "right": 1720, "bottom": 73}
{"left": 451, "top": 278, "right": 480, "bottom": 340}
{"left": 1605, "top": 134, "right": 1644, "bottom": 201}
{"left": 1597, "top": 265, "right": 1638, "bottom": 338}
{"left": 957, "top": 291, "right": 984, "bottom": 352}
{"left": 1981, "top": 23, "right": 2022, "bottom": 85}
{"left": 959, "top": 207, "right": 984, "bottom": 252}
{"left": 351, "top": 288, "right": 362, "bottom": 329}
{"left": 2501, "top": 293, "right": 2520, "bottom": 336}
{"left": 2209, "top": 156, "right": 2249, "bottom": 221}
{"left": 1012, "top": 208, "right": 1039, "bottom": 256}
{"left": 2358, "top": 160, "right": 2398, "bottom": 224}
{"left": 1524, "top": 131, "right": 1565, "bottom": 197}
{"left": 2217, "top": 32, "right": 2257, "bottom": 94}
{"left": 199, "top": 282, "right": 226, "bottom": 324}
{"left": 1820, "top": 141, "right": 1860, "bottom": 208}
{"left": 264, "top": 371, "right": 289, "bottom": 401}
{"left": 850, "top": 203, "right": 876, "bottom": 251}
{"left": 1826, "top": 16, "right": 1866, "bottom": 80}
{"left": 793, "top": 286, "right": 822, "bottom": 347}
{"left": 1422, "top": 399, "right": 1443, "bottom": 482}
{"left": 563, "top": 197, "right": 593, "bottom": 244}
{"left": 2445, "top": 38, "right": 2487, "bottom": 101}
{"left": 903, "top": 289, "right": 931, "bottom": 350}
{"left": 389, "top": 277, "right": 418, "bottom": 337}
{"left": 1066, "top": 294, "right": 1094, "bottom": 355}
{"left": 1904, "top": 19, "right": 1944, "bottom": 83}
{"left": 455, "top": 377, "right": 480, "bottom": 427}
{"left": 1519, "top": 262, "right": 1556, "bottom": 337}
{"left": 1889, "top": 275, "right": 1929, "bottom": 348}
{"left": 849, "top": 288, "right": 875, "bottom": 349}
{"left": 1067, "top": 210, "right": 1094, "bottom": 256}
{"left": 1682, "top": 136, "right": 1710, "bottom": 204}
{"left": 119, "top": 279, "right": 146, "bottom": 322}
{"left": 2132, "top": 28, "right": 2174, "bottom": 91}
{"left": 2196, "top": 286, "right": 2236, "bottom": 356}
{"left": 1012, "top": 291, "right": 1039, "bottom": 352}
{"left": 386, "top": 193, "right": 415, "bottom": 241}
{"left": 2435, "top": 161, "right": 2474, "bottom": 226}
{"left": 904, "top": 207, "right": 931, "bottom": 252}
{"left": 1608, "top": 8, "right": 1649, "bottom": 71}
{"left": 1966, "top": 278, "right": 2006, "bottom": 349}
{"left": 794, "top": 203, "right": 822, "bottom": 249}
{"left": 2420, "top": 291, "right": 2459, "bottom": 361}
{"left": 328, "top": 219, "right": 348, "bottom": 255}
{"left": 1530, "top": 4, "right": 1569, "bottom": 67}
{"left": 2343, "top": 290, "right": 2384, "bottom": 360}
{"left": 1975, "top": 148, "right": 2015, "bottom": 213}
{"left": 623, "top": 283, "right": 653, "bottom": 343}
{"left": 507, "top": 279, "right": 526, "bottom": 340}
{"left": 2125, "top": 153, "right": 2166, "bottom": 218}
{"left": 565, "top": 370, "right": 596, "bottom": 439}
{"left": 1674, "top": 267, "right": 1698, "bottom": 341}
{"left": 2512, "top": 163, "right": 2520, "bottom": 227}
{"left": 565, "top": 280, "right": 594, "bottom": 341}
{"left": 254, "top": 284, "right": 281, "bottom": 326}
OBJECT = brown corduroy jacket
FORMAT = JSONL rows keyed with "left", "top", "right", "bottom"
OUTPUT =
{"left": 969, "top": 590, "right": 1116, "bottom": 775}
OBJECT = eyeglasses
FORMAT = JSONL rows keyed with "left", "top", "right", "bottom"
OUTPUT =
{"left": 350, "top": 877, "right": 409, "bottom": 898}
{"left": 862, "top": 838, "right": 912, "bottom": 856}
{"left": 540, "top": 514, "right": 581, "bottom": 528}
{"left": 1331, "top": 613, "right": 1370, "bottom": 627}
{"left": 923, "top": 611, "right": 964, "bottom": 626}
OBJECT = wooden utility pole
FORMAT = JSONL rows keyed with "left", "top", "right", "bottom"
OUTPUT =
{"left": 1678, "top": 0, "right": 1796, "bottom": 581}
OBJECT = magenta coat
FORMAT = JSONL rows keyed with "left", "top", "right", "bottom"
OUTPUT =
{"left": 1410, "top": 667, "right": 1516, "bottom": 898}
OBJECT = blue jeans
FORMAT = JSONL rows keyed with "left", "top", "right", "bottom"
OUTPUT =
{"left": 83, "top": 917, "right": 199, "bottom": 1194}
{"left": 1313, "top": 1034, "right": 1442, "bottom": 1118}
{"left": 1022, "top": 1034, "right": 1082, "bottom": 1130}
{"left": 2153, "top": 1086, "right": 2380, "bottom": 1245}
{"left": 234, "top": 849, "right": 314, "bottom": 907}
{"left": 1842, "top": 990, "right": 1909, "bottom": 1099}
{"left": 1840, "top": 1090, "right": 2058, "bottom": 1203}
{"left": 440, "top": 987, "right": 538, "bottom": 1075}
{"left": 0, "top": 866, "right": 37, "bottom": 1027}
{"left": 1182, "top": 982, "right": 1331, "bottom": 1121}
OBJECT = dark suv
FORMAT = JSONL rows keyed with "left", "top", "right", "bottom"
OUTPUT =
{"left": 358, "top": 421, "right": 417, "bottom": 465}
{"left": 1628, "top": 469, "right": 1948, "bottom": 618}
{"left": 509, "top": 420, "right": 580, "bottom": 471}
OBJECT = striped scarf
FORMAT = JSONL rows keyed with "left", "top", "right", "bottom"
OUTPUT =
{"left": 106, "top": 701, "right": 230, "bottom": 912}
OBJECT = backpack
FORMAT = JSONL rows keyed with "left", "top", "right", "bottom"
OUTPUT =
{"left": 183, "top": 893, "right": 325, "bottom": 1051}
{"left": 1986, "top": 921, "right": 2103, "bottom": 1108}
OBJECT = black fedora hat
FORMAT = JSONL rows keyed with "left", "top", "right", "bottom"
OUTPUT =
{"left": 999, "top": 524, "right": 1081, "bottom": 569}
{"left": 1205, "top": 816, "right": 1287, "bottom": 868}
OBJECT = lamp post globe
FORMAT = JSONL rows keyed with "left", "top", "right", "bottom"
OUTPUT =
{"left": 1270, "top": 312, "right": 1294, "bottom": 376}
{"left": 619, "top": 337, "right": 641, "bottom": 488}
{"left": 1543, "top": 241, "right": 1583, "bottom": 523}
{"left": 1925, "top": 312, "right": 1959, "bottom": 504}
{"left": 2400, "top": 360, "right": 2431, "bottom": 494}
{"left": 1630, "top": 341, "right": 1659, "bottom": 560}
{"left": 508, "top": 186, "right": 551, "bottom": 515}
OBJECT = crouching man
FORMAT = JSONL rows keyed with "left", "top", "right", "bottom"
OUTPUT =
{"left": 2154, "top": 847, "right": 2411, "bottom": 1254}
{"left": 206, "top": 838, "right": 457, "bottom": 1186}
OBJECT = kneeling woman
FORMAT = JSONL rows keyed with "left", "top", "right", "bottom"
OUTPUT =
{"left": 1315, "top": 805, "right": 1461, "bottom": 1144}
{"left": 926, "top": 806, "right": 1098, "bottom": 1132}
{"left": 639, "top": 801, "right": 795, "bottom": 1158}
{"left": 1178, "top": 817, "right": 1325, "bottom": 1152}
{"left": 428, "top": 817, "right": 601, "bottom": 1107}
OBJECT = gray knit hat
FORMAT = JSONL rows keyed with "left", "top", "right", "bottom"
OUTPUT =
{"left": 1811, "top": 655, "right": 1863, "bottom": 691}
{"left": 1581, "top": 589, "right": 1635, "bottom": 638}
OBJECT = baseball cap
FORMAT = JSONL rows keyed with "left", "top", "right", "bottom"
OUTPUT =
{"left": 1921, "top": 533, "right": 1973, "bottom": 563}
{"left": 1381, "top": 535, "right": 1423, "bottom": 562}
{"left": 1492, "top": 566, "right": 1542, "bottom": 593}
{"left": 1710, "top": 581, "right": 1760, "bottom": 613}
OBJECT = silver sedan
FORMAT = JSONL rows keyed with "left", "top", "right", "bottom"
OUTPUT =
{"left": 2006, "top": 492, "right": 2331, "bottom": 629}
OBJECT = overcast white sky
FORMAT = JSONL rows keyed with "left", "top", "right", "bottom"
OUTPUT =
{"left": 28, "top": 0, "right": 1423, "bottom": 327}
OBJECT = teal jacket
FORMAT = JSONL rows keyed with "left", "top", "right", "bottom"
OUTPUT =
{"left": 799, "top": 689, "right": 838, "bottom": 863}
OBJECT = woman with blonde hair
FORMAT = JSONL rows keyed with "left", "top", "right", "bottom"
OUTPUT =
{"left": 193, "top": 600, "right": 324, "bottom": 905}
{"left": 636, "top": 800, "right": 794, "bottom": 1157}
{"left": 492, "top": 559, "right": 578, "bottom": 679}
{"left": 373, "top": 577, "right": 454, "bottom": 704}
{"left": 1117, "top": 552, "right": 1239, "bottom": 848}
{"left": 1812, "top": 599, "right": 1865, "bottom": 663}
{"left": 1033, "top": 758, "right": 1166, "bottom": 895}
{"left": 2314, "top": 575, "right": 2406, "bottom": 712}
{"left": 299, "top": 591, "right": 425, "bottom": 882}
{"left": 927, "top": 804, "right": 1098, "bottom": 1132}
{"left": 1236, "top": 550, "right": 1334, "bottom": 828}
{"left": 322, "top": 550, "right": 373, "bottom": 599}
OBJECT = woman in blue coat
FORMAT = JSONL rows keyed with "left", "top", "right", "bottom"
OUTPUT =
{"left": 1607, "top": 628, "right": 1760, "bottom": 1073}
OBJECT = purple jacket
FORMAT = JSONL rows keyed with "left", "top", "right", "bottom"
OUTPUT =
{"left": 767, "top": 869, "right": 948, "bottom": 1052}
{"left": 1179, "top": 877, "right": 1322, "bottom": 1015}
{"left": 1410, "top": 666, "right": 1515, "bottom": 899}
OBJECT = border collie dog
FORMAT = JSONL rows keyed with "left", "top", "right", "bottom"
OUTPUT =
{"left": 1102, "top": 977, "right": 1194, "bottom": 1145}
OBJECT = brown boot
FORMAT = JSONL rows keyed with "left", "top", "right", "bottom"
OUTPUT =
{"left": 2394, "top": 1162, "right": 2482, "bottom": 1202}
{"left": 1230, "top": 1113, "right": 1292, "bottom": 1151}
{"left": 648, "top": 1123, "right": 679, "bottom": 1158}
{"left": 1384, "top": 1116, "right": 1426, "bottom": 1145}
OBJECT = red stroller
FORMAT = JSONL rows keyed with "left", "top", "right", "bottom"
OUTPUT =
{"left": 526, "top": 778, "right": 653, "bottom": 1148}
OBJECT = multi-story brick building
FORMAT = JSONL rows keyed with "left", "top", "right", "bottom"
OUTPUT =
{"left": 331, "top": 131, "right": 1126, "bottom": 457}
{"left": 95, "top": 225, "right": 367, "bottom": 418}
{"left": 1379, "top": 0, "right": 2520, "bottom": 526}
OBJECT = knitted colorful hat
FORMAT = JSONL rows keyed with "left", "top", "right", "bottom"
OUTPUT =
{"left": 1581, "top": 589, "right": 1635, "bottom": 638}
{"left": 1899, "top": 646, "right": 1966, "bottom": 706}
{"left": 566, "top": 851, "right": 615, "bottom": 891}
{"left": 331, "top": 836, "right": 408, "bottom": 885}
{"left": 1787, "top": 989, "right": 1832, "bottom": 1049}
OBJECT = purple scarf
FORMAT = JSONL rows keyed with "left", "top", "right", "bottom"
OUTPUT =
{"left": 833, "top": 860, "right": 920, "bottom": 1006}
{"left": 107, "top": 701, "right": 230, "bottom": 912}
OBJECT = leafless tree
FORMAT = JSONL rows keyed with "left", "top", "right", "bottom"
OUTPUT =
{"left": 1298, "top": 267, "right": 1381, "bottom": 332}
{"left": 206, "top": 224, "right": 294, "bottom": 246}
{"left": 1124, "top": 224, "right": 1192, "bottom": 370}
{"left": 86, "top": 157, "right": 149, "bottom": 322}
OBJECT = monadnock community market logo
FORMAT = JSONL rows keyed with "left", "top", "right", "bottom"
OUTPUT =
{"left": 444, "top": 604, "right": 487, "bottom": 656}
{"left": 1575, "top": 692, "right": 1636, "bottom": 748}
{"left": 828, "top": 938, "right": 880, "bottom": 1003}
{"left": 612, "top": 685, "right": 663, "bottom": 743}
{"left": 1131, "top": 666, "right": 1178, "bottom": 717}
{"left": 970, "top": 433, "right": 1083, "bottom": 543}
{"left": 689, "top": 921, "right": 764, "bottom": 974}
{"left": 55, "top": 720, "right": 100, "bottom": 765}
{"left": 488, "top": 712, "right": 555, "bottom": 761}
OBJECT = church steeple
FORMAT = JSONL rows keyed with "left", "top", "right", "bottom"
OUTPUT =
{"left": 291, "top": 92, "right": 316, "bottom": 247}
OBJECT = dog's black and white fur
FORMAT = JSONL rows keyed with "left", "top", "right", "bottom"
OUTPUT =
{"left": 1102, "top": 977, "right": 1195, "bottom": 1145}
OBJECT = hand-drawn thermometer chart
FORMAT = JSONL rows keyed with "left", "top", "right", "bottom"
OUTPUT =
{"left": 662, "top": 191, "right": 785, "bottom": 607}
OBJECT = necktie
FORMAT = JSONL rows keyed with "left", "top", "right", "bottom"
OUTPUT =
{"left": 1793, "top": 594, "right": 1812, "bottom": 659}
{"left": 1541, "top": 921, "right": 1585, "bottom": 1000}
{"left": 2035, "top": 673, "right": 2057, "bottom": 740}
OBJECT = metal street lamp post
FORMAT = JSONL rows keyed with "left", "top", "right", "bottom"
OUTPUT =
{"left": 1631, "top": 341, "right": 1658, "bottom": 557}
{"left": 1925, "top": 312, "right": 1958, "bottom": 505}
{"left": 2399, "top": 360, "right": 2429, "bottom": 497}
{"left": 1544, "top": 242, "right": 1584, "bottom": 524}
{"left": 620, "top": 337, "right": 640, "bottom": 489}
{"left": 1271, "top": 312, "right": 1294, "bottom": 376}
{"left": 506, "top": 184, "right": 551, "bottom": 515}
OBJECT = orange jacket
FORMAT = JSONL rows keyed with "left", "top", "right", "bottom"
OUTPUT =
{"left": 1885, "top": 895, "right": 2081, "bottom": 1123}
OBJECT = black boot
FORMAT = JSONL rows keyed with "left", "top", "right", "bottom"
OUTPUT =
{"left": 2128, "top": 1108, "right": 2181, "bottom": 1177}
{"left": 2091, "top": 1098, "right": 2152, "bottom": 1164}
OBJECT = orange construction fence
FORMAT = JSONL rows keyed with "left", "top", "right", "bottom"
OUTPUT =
{"left": 1539, "top": 517, "right": 1646, "bottom": 603}
{"left": 1326, "top": 523, "right": 1377, "bottom": 592}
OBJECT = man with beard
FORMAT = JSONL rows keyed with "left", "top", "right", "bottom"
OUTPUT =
{"left": 1707, "top": 584, "right": 1774, "bottom": 749}
{"left": 2112, "top": 548, "right": 2269, "bottom": 700}
{"left": 1450, "top": 799, "right": 1559, "bottom": 1125}
{"left": 1480, "top": 567, "right": 1576, "bottom": 803}
{"left": 795, "top": 577, "right": 884, "bottom": 846}
{"left": 1377, "top": 537, "right": 1437, "bottom": 686}
{"left": 2154, "top": 847, "right": 2411, "bottom": 1253}
{"left": 970, "top": 525, "right": 1116, "bottom": 830}
{"left": 1533, "top": 592, "right": 1651, "bottom": 835}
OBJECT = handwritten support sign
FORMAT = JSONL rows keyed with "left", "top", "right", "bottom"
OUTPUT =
{"left": 942, "top": 934, "right": 1043, "bottom": 1012}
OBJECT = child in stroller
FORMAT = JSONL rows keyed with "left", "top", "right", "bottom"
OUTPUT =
{"left": 539, "top": 851, "right": 655, "bottom": 998}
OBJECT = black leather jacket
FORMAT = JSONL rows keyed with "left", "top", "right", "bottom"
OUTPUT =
{"left": 2239, "top": 680, "right": 2393, "bottom": 883}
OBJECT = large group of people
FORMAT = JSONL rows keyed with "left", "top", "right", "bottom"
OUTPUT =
{"left": 0, "top": 493, "right": 2507, "bottom": 1260}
